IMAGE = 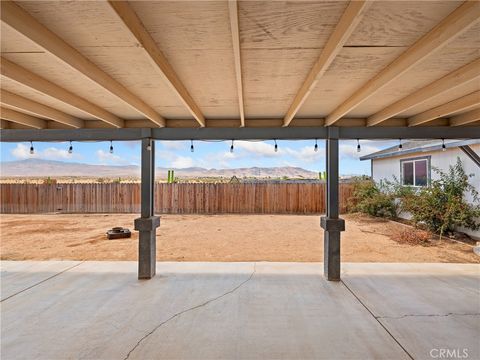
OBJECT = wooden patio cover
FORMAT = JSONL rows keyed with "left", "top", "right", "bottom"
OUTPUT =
{"left": 0, "top": 0, "right": 479, "bottom": 132}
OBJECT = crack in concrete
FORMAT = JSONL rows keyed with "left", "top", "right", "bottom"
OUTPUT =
{"left": 377, "top": 312, "right": 480, "bottom": 320}
{"left": 123, "top": 263, "right": 257, "bottom": 360}
{"left": 1, "top": 261, "right": 85, "bottom": 302}
{"left": 341, "top": 279, "right": 414, "bottom": 360}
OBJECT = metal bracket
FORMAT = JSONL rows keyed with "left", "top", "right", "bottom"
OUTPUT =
{"left": 134, "top": 216, "right": 160, "bottom": 231}
{"left": 320, "top": 216, "right": 345, "bottom": 232}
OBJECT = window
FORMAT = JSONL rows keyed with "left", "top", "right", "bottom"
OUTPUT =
{"left": 401, "top": 157, "right": 430, "bottom": 187}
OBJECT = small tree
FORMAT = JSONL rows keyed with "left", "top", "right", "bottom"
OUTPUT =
{"left": 401, "top": 158, "right": 480, "bottom": 238}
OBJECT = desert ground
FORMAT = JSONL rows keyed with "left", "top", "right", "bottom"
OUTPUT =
{"left": 0, "top": 213, "right": 478, "bottom": 263}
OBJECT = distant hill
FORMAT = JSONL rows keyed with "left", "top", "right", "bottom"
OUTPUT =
{"left": 0, "top": 159, "right": 318, "bottom": 179}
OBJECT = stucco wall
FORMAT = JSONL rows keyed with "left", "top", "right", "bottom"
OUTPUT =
{"left": 371, "top": 144, "right": 480, "bottom": 239}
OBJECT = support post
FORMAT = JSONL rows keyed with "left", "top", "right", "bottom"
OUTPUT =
{"left": 134, "top": 138, "right": 160, "bottom": 279}
{"left": 321, "top": 129, "right": 345, "bottom": 281}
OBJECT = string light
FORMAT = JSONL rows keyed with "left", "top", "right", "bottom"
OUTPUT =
{"left": 398, "top": 139, "right": 403, "bottom": 150}
{"left": 146, "top": 140, "right": 152, "bottom": 151}
{"left": 442, "top": 138, "right": 446, "bottom": 151}
{"left": 23, "top": 137, "right": 396, "bottom": 158}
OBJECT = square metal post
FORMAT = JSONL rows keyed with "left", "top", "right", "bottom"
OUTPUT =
{"left": 134, "top": 138, "right": 160, "bottom": 279}
{"left": 321, "top": 131, "right": 345, "bottom": 281}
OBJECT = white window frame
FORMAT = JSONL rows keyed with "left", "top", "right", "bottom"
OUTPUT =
{"left": 400, "top": 156, "right": 431, "bottom": 187}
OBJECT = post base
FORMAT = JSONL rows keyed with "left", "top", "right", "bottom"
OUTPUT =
{"left": 321, "top": 216, "right": 345, "bottom": 281}
{"left": 135, "top": 216, "right": 160, "bottom": 279}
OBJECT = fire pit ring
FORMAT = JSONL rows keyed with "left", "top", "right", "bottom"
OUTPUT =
{"left": 106, "top": 227, "right": 132, "bottom": 240}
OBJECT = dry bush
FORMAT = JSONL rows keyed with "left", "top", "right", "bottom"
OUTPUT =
{"left": 392, "top": 228, "right": 433, "bottom": 246}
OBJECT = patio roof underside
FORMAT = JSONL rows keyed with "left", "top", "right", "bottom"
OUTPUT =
{"left": 0, "top": 0, "right": 479, "bottom": 132}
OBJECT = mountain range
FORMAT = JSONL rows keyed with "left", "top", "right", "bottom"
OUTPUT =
{"left": 0, "top": 159, "right": 318, "bottom": 179}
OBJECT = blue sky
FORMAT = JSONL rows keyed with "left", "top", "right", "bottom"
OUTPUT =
{"left": 0, "top": 139, "right": 395, "bottom": 176}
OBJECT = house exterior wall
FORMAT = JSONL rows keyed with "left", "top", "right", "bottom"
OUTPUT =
{"left": 371, "top": 144, "right": 480, "bottom": 239}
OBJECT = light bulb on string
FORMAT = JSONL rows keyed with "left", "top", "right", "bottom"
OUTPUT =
{"left": 29, "top": 141, "right": 34, "bottom": 155}
{"left": 68, "top": 141, "right": 73, "bottom": 154}
{"left": 230, "top": 140, "right": 234, "bottom": 153}
{"left": 314, "top": 139, "right": 318, "bottom": 152}
{"left": 190, "top": 140, "right": 194, "bottom": 153}
{"left": 274, "top": 139, "right": 278, "bottom": 153}
{"left": 357, "top": 139, "right": 361, "bottom": 153}
{"left": 442, "top": 138, "right": 446, "bottom": 152}
{"left": 398, "top": 139, "right": 403, "bottom": 150}
{"left": 109, "top": 140, "right": 114, "bottom": 154}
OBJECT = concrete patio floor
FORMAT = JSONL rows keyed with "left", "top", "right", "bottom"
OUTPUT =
{"left": 1, "top": 262, "right": 479, "bottom": 360}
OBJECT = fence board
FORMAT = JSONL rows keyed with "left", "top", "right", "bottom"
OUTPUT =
{"left": 0, "top": 183, "right": 354, "bottom": 214}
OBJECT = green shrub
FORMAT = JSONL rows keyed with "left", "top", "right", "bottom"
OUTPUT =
{"left": 349, "top": 179, "right": 398, "bottom": 218}
{"left": 401, "top": 158, "right": 480, "bottom": 237}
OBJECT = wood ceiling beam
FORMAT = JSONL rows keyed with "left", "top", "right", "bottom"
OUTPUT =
{"left": 107, "top": 0, "right": 204, "bottom": 127}
{"left": 367, "top": 58, "right": 480, "bottom": 126}
{"left": 0, "top": 119, "right": 11, "bottom": 129}
{"left": 0, "top": 90, "right": 84, "bottom": 129}
{"left": 1, "top": 1, "right": 164, "bottom": 127}
{"left": 283, "top": 0, "right": 371, "bottom": 127}
{"left": 0, "top": 107, "right": 47, "bottom": 129}
{"left": 325, "top": 1, "right": 480, "bottom": 126}
{"left": 450, "top": 108, "right": 480, "bottom": 126}
{"left": 227, "top": 0, "right": 245, "bottom": 127}
{"left": 408, "top": 91, "right": 480, "bottom": 126}
{"left": 124, "top": 117, "right": 406, "bottom": 128}
{"left": 1, "top": 58, "right": 125, "bottom": 128}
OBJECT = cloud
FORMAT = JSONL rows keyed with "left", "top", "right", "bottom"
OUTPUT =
{"left": 233, "top": 141, "right": 322, "bottom": 164}
{"left": 157, "top": 145, "right": 244, "bottom": 169}
{"left": 283, "top": 145, "right": 323, "bottom": 164}
{"left": 230, "top": 139, "right": 392, "bottom": 165}
{"left": 96, "top": 149, "right": 129, "bottom": 165}
{"left": 171, "top": 155, "right": 194, "bottom": 168}
{"left": 235, "top": 141, "right": 280, "bottom": 157}
{"left": 339, "top": 140, "right": 392, "bottom": 160}
{"left": 199, "top": 151, "right": 239, "bottom": 168}
{"left": 11, "top": 143, "right": 79, "bottom": 161}
{"left": 11, "top": 144, "right": 37, "bottom": 160}
{"left": 157, "top": 150, "right": 196, "bottom": 169}
{"left": 151, "top": 139, "right": 393, "bottom": 171}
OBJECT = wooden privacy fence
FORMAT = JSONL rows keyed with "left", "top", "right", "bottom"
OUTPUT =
{"left": 0, "top": 183, "right": 354, "bottom": 214}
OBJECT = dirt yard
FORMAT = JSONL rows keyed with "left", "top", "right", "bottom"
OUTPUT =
{"left": 0, "top": 213, "right": 478, "bottom": 263}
